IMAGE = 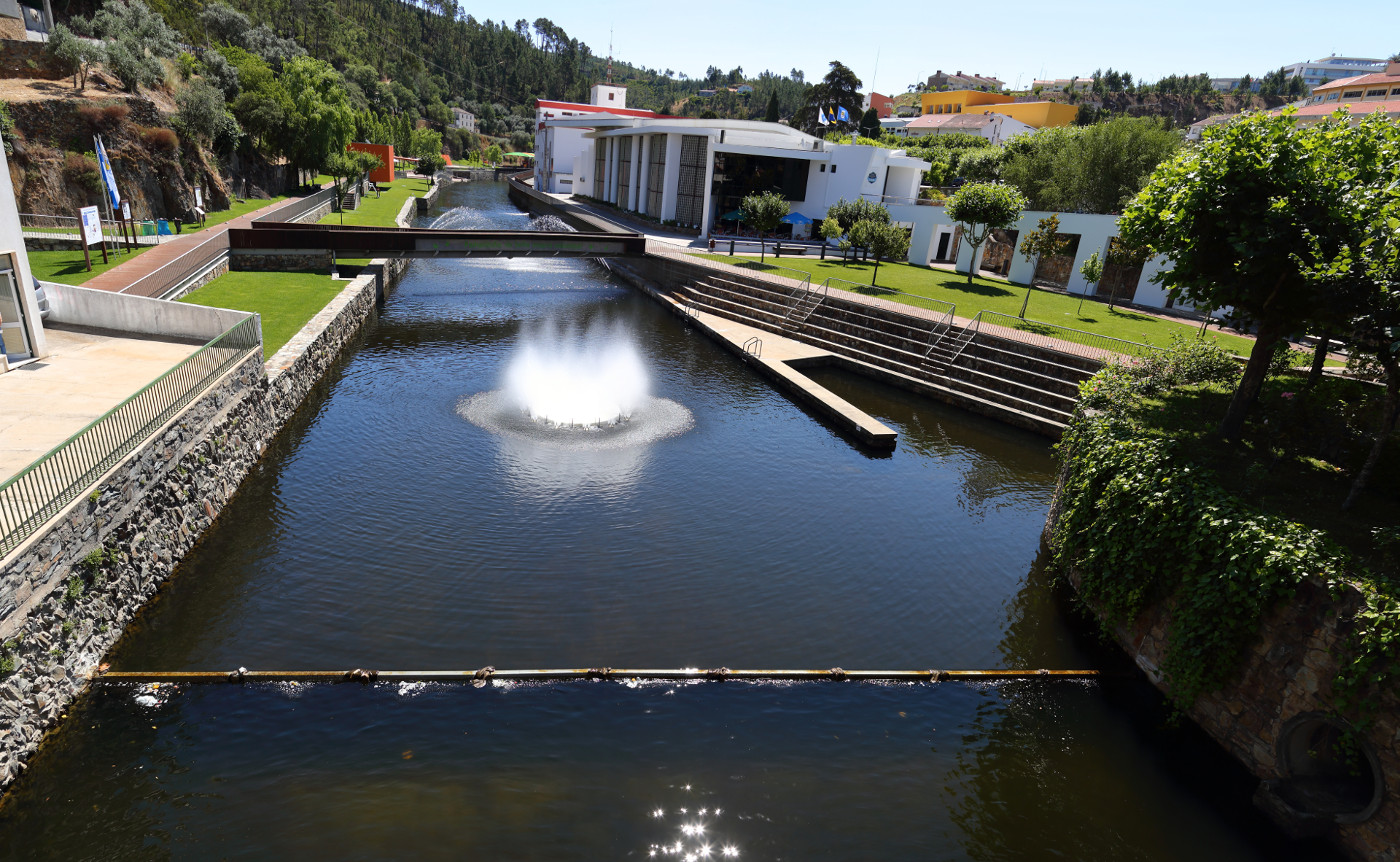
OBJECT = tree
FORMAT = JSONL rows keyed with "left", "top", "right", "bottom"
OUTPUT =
{"left": 739, "top": 190, "right": 789, "bottom": 262}
{"left": 858, "top": 107, "right": 880, "bottom": 139}
{"left": 826, "top": 198, "right": 889, "bottom": 234}
{"left": 46, "top": 23, "right": 103, "bottom": 91}
{"left": 86, "top": 0, "right": 180, "bottom": 92}
{"left": 280, "top": 56, "right": 355, "bottom": 180}
{"left": 764, "top": 92, "right": 780, "bottom": 123}
{"left": 792, "top": 61, "right": 862, "bottom": 135}
{"left": 174, "top": 79, "right": 241, "bottom": 152}
{"left": 1077, "top": 250, "right": 1104, "bottom": 316}
{"left": 852, "top": 220, "right": 910, "bottom": 286}
{"left": 417, "top": 152, "right": 447, "bottom": 184}
{"left": 484, "top": 144, "right": 503, "bottom": 165}
{"left": 1015, "top": 213, "right": 1070, "bottom": 317}
{"left": 956, "top": 147, "right": 1003, "bottom": 182}
{"left": 945, "top": 182, "right": 1026, "bottom": 284}
{"left": 1118, "top": 110, "right": 1336, "bottom": 439}
{"left": 408, "top": 127, "right": 444, "bottom": 160}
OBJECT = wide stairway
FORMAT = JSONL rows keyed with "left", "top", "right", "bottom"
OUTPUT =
{"left": 674, "top": 270, "right": 1098, "bottom": 436}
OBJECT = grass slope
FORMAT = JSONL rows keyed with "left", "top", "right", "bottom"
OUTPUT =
{"left": 695, "top": 253, "right": 1259, "bottom": 356}
{"left": 27, "top": 247, "right": 152, "bottom": 285}
{"left": 179, "top": 271, "right": 343, "bottom": 356}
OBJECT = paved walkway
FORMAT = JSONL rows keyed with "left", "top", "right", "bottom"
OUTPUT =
{"left": 0, "top": 327, "right": 201, "bottom": 483}
{"left": 79, "top": 195, "right": 314, "bottom": 297}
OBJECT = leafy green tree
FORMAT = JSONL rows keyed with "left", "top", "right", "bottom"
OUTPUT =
{"left": 280, "top": 56, "right": 355, "bottom": 180}
{"left": 859, "top": 107, "right": 881, "bottom": 139}
{"left": 1119, "top": 110, "right": 1337, "bottom": 439}
{"left": 417, "top": 152, "right": 447, "bottom": 184}
{"left": 740, "top": 190, "right": 790, "bottom": 262}
{"left": 819, "top": 216, "right": 841, "bottom": 243}
{"left": 956, "top": 146, "right": 1003, "bottom": 182}
{"left": 764, "top": 92, "right": 780, "bottom": 123}
{"left": 407, "top": 127, "right": 444, "bottom": 160}
{"left": 825, "top": 197, "right": 890, "bottom": 234}
{"left": 945, "top": 182, "right": 1027, "bottom": 284}
{"left": 46, "top": 23, "right": 103, "bottom": 91}
{"left": 1016, "top": 213, "right": 1070, "bottom": 317}
{"left": 484, "top": 144, "right": 503, "bottom": 165}
{"left": 174, "top": 79, "right": 241, "bottom": 152}
{"left": 1076, "top": 250, "right": 1104, "bottom": 316}
{"left": 852, "top": 220, "right": 910, "bottom": 286}
{"left": 998, "top": 117, "right": 1179, "bottom": 214}
{"left": 200, "top": 49, "right": 241, "bottom": 99}
{"left": 793, "top": 61, "right": 862, "bottom": 134}
{"left": 87, "top": 0, "right": 180, "bottom": 92}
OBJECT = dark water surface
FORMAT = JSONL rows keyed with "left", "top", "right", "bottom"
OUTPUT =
{"left": 0, "top": 182, "right": 1332, "bottom": 860}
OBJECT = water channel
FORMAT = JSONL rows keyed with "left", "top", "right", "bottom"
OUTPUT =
{"left": 0, "top": 181, "right": 1338, "bottom": 860}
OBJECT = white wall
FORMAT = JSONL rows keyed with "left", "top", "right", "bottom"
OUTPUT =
{"left": 0, "top": 144, "right": 44, "bottom": 359}
{"left": 43, "top": 282, "right": 257, "bottom": 342}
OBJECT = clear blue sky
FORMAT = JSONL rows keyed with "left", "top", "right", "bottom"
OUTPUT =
{"left": 461, "top": 0, "right": 1397, "bottom": 94}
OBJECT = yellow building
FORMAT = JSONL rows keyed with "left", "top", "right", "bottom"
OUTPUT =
{"left": 920, "top": 90, "right": 1014, "bottom": 115}
{"left": 919, "top": 89, "right": 1078, "bottom": 128}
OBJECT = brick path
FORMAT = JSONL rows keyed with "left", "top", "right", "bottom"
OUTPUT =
{"left": 80, "top": 195, "right": 313, "bottom": 296}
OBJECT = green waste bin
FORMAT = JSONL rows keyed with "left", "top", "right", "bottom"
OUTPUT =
{"left": 140, "top": 220, "right": 155, "bottom": 236}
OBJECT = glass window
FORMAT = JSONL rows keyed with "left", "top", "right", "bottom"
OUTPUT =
{"left": 1343, "top": 90, "right": 1363, "bottom": 98}
{"left": 1392, "top": 87, "right": 1400, "bottom": 96}
{"left": 1366, "top": 88, "right": 1387, "bottom": 97}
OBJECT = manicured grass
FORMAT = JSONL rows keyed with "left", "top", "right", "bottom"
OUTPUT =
{"left": 317, "top": 177, "right": 430, "bottom": 228}
{"left": 26, "top": 246, "right": 152, "bottom": 285}
{"left": 192, "top": 195, "right": 290, "bottom": 231}
{"left": 179, "top": 270, "right": 344, "bottom": 356}
{"left": 695, "top": 253, "right": 1260, "bottom": 357}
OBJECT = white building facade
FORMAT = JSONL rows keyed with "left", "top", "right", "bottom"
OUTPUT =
{"left": 1283, "top": 55, "right": 1387, "bottom": 88}
{"left": 539, "top": 115, "right": 927, "bottom": 239}
{"left": 533, "top": 84, "right": 662, "bottom": 195}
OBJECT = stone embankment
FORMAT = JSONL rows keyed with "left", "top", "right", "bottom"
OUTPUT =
{"left": 1043, "top": 483, "right": 1399, "bottom": 861}
{"left": 0, "top": 259, "right": 406, "bottom": 791}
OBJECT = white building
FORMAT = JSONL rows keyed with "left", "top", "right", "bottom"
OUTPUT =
{"left": 898, "top": 111, "right": 1036, "bottom": 144}
{"left": 537, "top": 111, "right": 928, "bottom": 239}
{"left": 1283, "top": 55, "right": 1387, "bottom": 88}
{"left": 450, "top": 107, "right": 476, "bottom": 133}
{"left": 533, "top": 84, "right": 665, "bottom": 195}
{"left": 0, "top": 140, "right": 45, "bottom": 368}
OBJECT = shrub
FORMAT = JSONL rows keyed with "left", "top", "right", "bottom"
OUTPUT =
{"left": 76, "top": 102, "right": 130, "bottom": 131}
{"left": 137, "top": 124, "right": 178, "bottom": 153}
{"left": 62, "top": 151, "right": 101, "bottom": 191}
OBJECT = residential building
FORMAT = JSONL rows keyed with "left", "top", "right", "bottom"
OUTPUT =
{"left": 1185, "top": 114, "right": 1239, "bottom": 142}
{"left": 1284, "top": 55, "right": 1387, "bottom": 88}
{"left": 1031, "top": 78, "right": 1092, "bottom": 93}
{"left": 919, "top": 90, "right": 1077, "bottom": 128}
{"left": 734, "top": 84, "right": 754, "bottom": 94}
{"left": 1291, "top": 61, "right": 1400, "bottom": 121}
{"left": 536, "top": 114, "right": 928, "bottom": 238}
{"left": 926, "top": 70, "right": 1004, "bottom": 92}
{"left": 533, "top": 84, "right": 667, "bottom": 194}
{"left": 879, "top": 116, "right": 912, "bottom": 134}
{"left": 450, "top": 107, "right": 476, "bottom": 133}
{"left": 1210, "top": 77, "right": 1262, "bottom": 93}
{"left": 863, "top": 92, "right": 896, "bottom": 119}
{"left": 899, "top": 112, "right": 1036, "bottom": 144}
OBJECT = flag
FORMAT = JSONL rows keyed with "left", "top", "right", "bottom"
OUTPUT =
{"left": 837, "top": 106, "right": 851, "bottom": 123}
{"left": 94, "top": 135, "right": 120, "bottom": 209}
{"left": 817, "top": 107, "right": 829, "bottom": 126}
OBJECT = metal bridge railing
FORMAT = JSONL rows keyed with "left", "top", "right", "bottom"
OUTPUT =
{"left": 0, "top": 316, "right": 262, "bottom": 558}
{"left": 254, "top": 185, "right": 339, "bottom": 224}
{"left": 119, "top": 232, "right": 229, "bottom": 298}
{"left": 19, "top": 213, "right": 160, "bottom": 245}
{"left": 975, "top": 310, "right": 1157, "bottom": 360}
{"left": 818, "top": 277, "right": 957, "bottom": 355}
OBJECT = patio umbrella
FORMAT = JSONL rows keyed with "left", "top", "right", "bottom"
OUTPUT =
{"left": 780, "top": 212, "right": 814, "bottom": 225}
{"left": 720, "top": 210, "right": 745, "bottom": 221}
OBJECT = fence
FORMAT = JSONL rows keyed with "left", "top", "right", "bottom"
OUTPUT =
{"left": 0, "top": 315, "right": 262, "bottom": 558}
{"left": 254, "top": 185, "right": 339, "bottom": 224}
{"left": 19, "top": 213, "right": 161, "bottom": 246}
{"left": 118, "top": 232, "right": 229, "bottom": 299}
{"left": 974, "top": 310, "right": 1157, "bottom": 360}
{"left": 663, "top": 248, "right": 812, "bottom": 293}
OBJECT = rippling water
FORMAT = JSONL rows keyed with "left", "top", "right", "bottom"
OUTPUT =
{"left": 0, "top": 181, "right": 1337, "bottom": 860}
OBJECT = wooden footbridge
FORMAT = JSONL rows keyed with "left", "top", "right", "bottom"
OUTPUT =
{"left": 228, "top": 222, "right": 647, "bottom": 259}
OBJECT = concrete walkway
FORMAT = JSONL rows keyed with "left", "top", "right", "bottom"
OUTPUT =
{"left": 79, "top": 195, "right": 314, "bottom": 297}
{"left": 0, "top": 327, "right": 200, "bottom": 483}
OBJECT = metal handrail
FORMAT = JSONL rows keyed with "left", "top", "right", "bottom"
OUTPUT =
{"left": 948, "top": 311, "right": 982, "bottom": 368}
{"left": 976, "top": 310, "right": 1157, "bottom": 359}
{"left": 118, "top": 232, "right": 229, "bottom": 298}
{"left": 742, "top": 336, "right": 762, "bottom": 357}
{"left": 20, "top": 213, "right": 161, "bottom": 245}
{"left": 0, "top": 315, "right": 262, "bottom": 557}
{"left": 254, "top": 185, "right": 338, "bottom": 224}
{"left": 783, "top": 277, "right": 829, "bottom": 327}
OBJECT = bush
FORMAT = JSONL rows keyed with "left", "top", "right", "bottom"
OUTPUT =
{"left": 76, "top": 102, "right": 130, "bottom": 131}
{"left": 137, "top": 125, "right": 178, "bottom": 153}
{"left": 62, "top": 151, "right": 101, "bottom": 191}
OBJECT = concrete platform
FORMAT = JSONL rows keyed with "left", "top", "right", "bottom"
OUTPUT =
{"left": 0, "top": 326, "right": 201, "bottom": 483}
{"left": 680, "top": 304, "right": 897, "bottom": 449}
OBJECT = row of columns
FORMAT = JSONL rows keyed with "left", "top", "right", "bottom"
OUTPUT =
{"left": 595, "top": 132, "right": 709, "bottom": 232}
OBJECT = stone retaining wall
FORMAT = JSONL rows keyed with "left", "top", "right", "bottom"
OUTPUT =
{"left": 0, "top": 262, "right": 395, "bottom": 790}
{"left": 230, "top": 249, "right": 335, "bottom": 273}
{"left": 1044, "top": 478, "right": 1400, "bottom": 861}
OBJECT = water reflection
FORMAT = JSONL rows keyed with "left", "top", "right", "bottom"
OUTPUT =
{"left": 644, "top": 783, "right": 742, "bottom": 859}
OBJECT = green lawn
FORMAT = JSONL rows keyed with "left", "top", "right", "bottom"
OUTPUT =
{"left": 317, "top": 176, "right": 431, "bottom": 228}
{"left": 179, "top": 270, "right": 344, "bottom": 356}
{"left": 192, "top": 195, "right": 290, "bottom": 231}
{"left": 27, "top": 246, "right": 152, "bottom": 285}
{"left": 695, "top": 253, "right": 1261, "bottom": 357}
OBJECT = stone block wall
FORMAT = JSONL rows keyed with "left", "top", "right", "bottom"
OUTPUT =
{"left": 0, "top": 265, "right": 389, "bottom": 790}
{"left": 229, "top": 249, "right": 334, "bottom": 272}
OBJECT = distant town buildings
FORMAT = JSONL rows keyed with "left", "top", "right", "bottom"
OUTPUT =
{"left": 899, "top": 112, "right": 1035, "bottom": 144}
{"left": 1030, "top": 78, "right": 1093, "bottom": 93}
{"left": 1293, "top": 60, "right": 1400, "bottom": 121}
{"left": 926, "top": 70, "right": 1004, "bottom": 92}
{"left": 862, "top": 92, "right": 896, "bottom": 119}
{"left": 919, "top": 90, "right": 1077, "bottom": 129}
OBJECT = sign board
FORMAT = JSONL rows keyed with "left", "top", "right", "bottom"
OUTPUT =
{"left": 121, "top": 200, "right": 131, "bottom": 220}
{"left": 194, "top": 187, "right": 203, "bottom": 209}
{"left": 79, "top": 206, "right": 102, "bottom": 246}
